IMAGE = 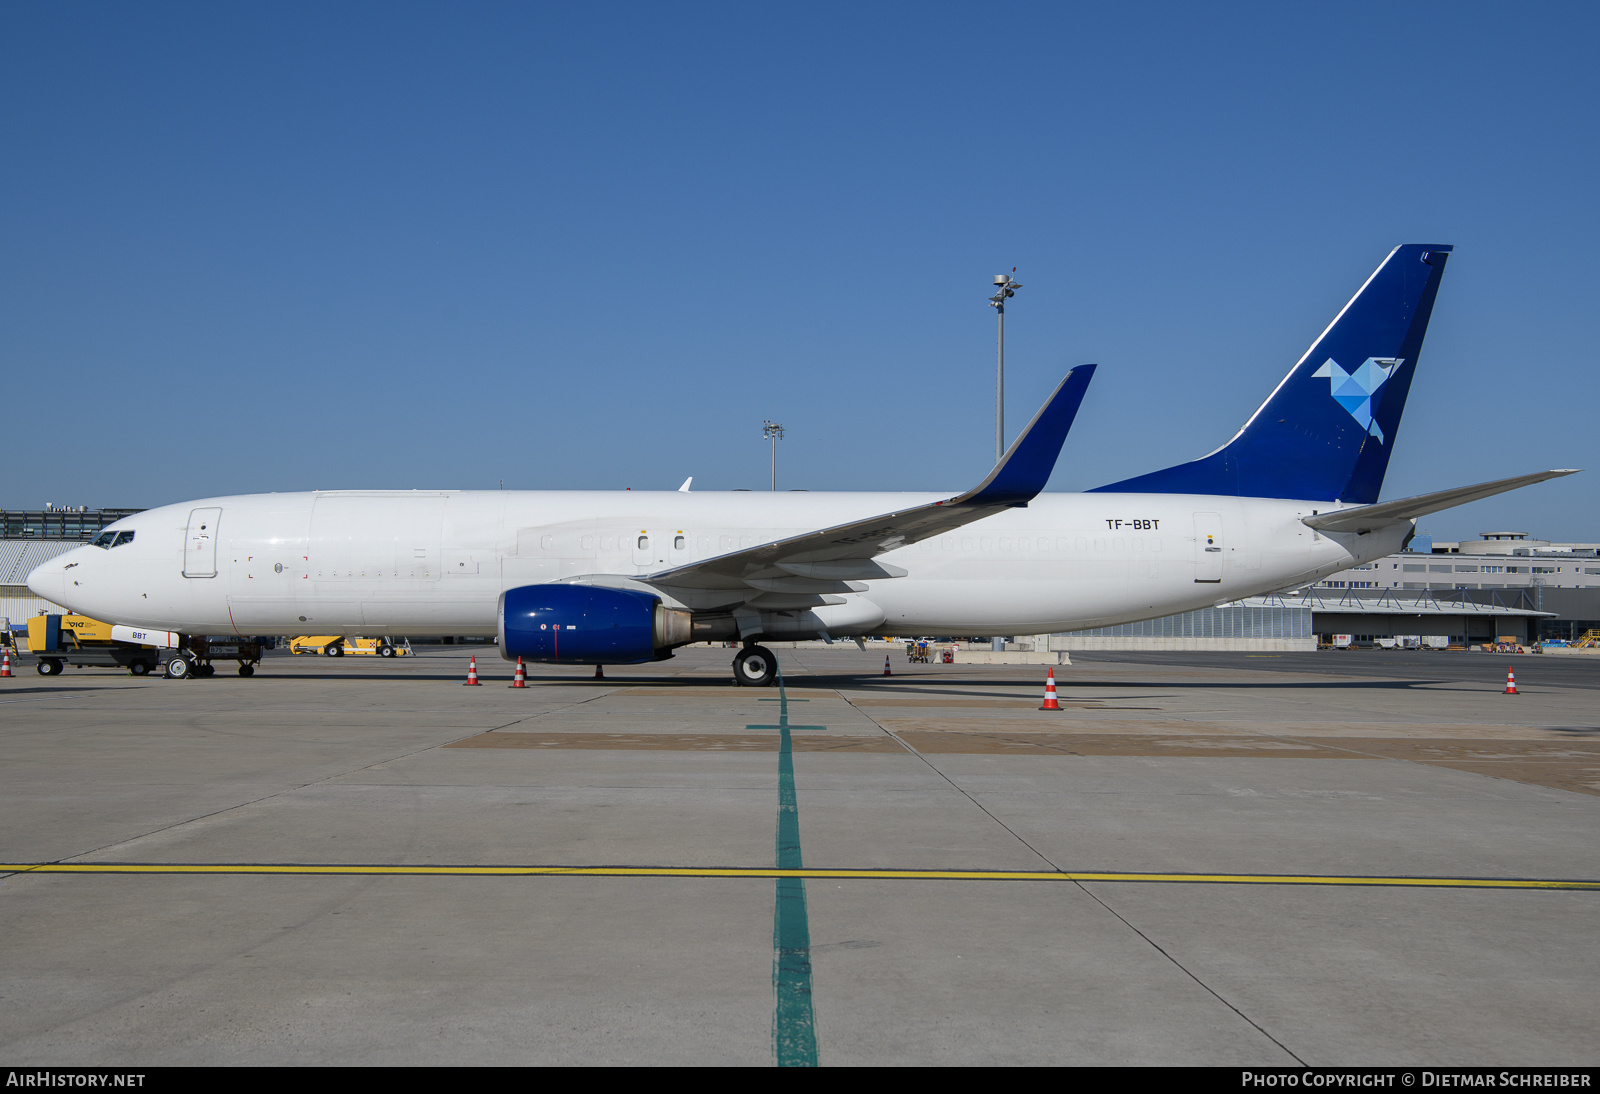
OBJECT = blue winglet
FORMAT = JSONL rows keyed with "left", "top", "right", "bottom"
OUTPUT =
{"left": 956, "top": 364, "right": 1096, "bottom": 508}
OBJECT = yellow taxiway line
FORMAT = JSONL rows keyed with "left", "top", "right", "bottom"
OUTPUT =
{"left": 0, "top": 863, "right": 1596, "bottom": 890}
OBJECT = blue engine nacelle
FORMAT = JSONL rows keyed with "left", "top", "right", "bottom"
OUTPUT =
{"left": 498, "top": 584, "right": 692, "bottom": 664}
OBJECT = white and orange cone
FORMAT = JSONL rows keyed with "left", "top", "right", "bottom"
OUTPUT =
{"left": 1039, "top": 667, "right": 1063, "bottom": 711}
{"left": 883, "top": 654, "right": 891, "bottom": 677}
{"left": 1504, "top": 666, "right": 1518, "bottom": 695}
{"left": 510, "top": 657, "right": 527, "bottom": 688}
{"left": 0, "top": 648, "right": 10, "bottom": 678}
{"left": 464, "top": 655, "right": 482, "bottom": 686}
{"left": 594, "top": 664, "right": 605, "bottom": 679}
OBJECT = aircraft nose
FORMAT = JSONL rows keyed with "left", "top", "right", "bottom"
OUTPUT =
{"left": 26, "top": 560, "right": 66, "bottom": 605}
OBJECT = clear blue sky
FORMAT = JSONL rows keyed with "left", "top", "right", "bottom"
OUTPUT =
{"left": 5, "top": 2, "right": 1596, "bottom": 541}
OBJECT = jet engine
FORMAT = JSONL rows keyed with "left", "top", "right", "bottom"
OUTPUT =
{"left": 498, "top": 584, "right": 692, "bottom": 664}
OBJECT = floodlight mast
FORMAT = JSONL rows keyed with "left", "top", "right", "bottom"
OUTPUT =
{"left": 989, "top": 272, "right": 1021, "bottom": 463}
{"left": 762, "top": 420, "right": 785, "bottom": 491}
{"left": 988, "top": 271, "right": 1020, "bottom": 653}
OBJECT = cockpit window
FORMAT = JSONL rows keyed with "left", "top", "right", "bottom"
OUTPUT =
{"left": 112, "top": 531, "right": 135, "bottom": 547}
{"left": 90, "top": 531, "right": 115, "bottom": 549}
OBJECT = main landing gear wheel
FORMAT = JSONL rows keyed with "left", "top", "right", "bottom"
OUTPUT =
{"left": 732, "top": 644, "right": 778, "bottom": 687}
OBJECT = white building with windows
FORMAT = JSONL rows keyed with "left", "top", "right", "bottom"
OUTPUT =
{"left": 1317, "top": 533, "right": 1600, "bottom": 593}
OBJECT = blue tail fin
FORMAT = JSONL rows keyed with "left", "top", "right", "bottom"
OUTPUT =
{"left": 1090, "top": 244, "right": 1452, "bottom": 503}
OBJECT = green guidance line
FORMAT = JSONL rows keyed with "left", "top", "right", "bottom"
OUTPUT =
{"left": 2, "top": 863, "right": 1595, "bottom": 890}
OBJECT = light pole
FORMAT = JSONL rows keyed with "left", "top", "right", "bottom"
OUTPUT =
{"left": 989, "top": 270, "right": 1021, "bottom": 463}
{"left": 988, "top": 270, "right": 1020, "bottom": 653}
{"left": 763, "top": 420, "right": 785, "bottom": 491}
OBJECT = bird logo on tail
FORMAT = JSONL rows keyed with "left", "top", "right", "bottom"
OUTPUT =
{"left": 1311, "top": 357, "right": 1403, "bottom": 443}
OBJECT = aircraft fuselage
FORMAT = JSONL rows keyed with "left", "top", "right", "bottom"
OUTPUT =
{"left": 29, "top": 489, "right": 1402, "bottom": 640}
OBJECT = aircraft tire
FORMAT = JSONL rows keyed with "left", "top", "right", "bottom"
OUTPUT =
{"left": 733, "top": 645, "right": 778, "bottom": 687}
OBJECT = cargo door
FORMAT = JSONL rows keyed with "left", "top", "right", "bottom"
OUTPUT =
{"left": 184, "top": 507, "right": 222, "bottom": 578}
{"left": 1193, "top": 511, "right": 1223, "bottom": 583}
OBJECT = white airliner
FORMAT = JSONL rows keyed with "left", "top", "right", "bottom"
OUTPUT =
{"left": 28, "top": 244, "right": 1576, "bottom": 684}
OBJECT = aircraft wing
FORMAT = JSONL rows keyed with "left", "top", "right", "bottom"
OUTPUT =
{"left": 644, "top": 365, "right": 1096, "bottom": 592}
{"left": 1301, "top": 469, "right": 1580, "bottom": 535}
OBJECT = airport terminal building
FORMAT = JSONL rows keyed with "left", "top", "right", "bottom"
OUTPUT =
{"left": 1062, "top": 532, "right": 1600, "bottom": 651}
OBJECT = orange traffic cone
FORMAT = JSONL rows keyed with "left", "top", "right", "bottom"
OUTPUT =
{"left": 594, "top": 664, "right": 605, "bottom": 679}
{"left": 510, "top": 657, "right": 527, "bottom": 688}
{"left": 1504, "top": 666, "right": 1517, "bottom": 695}
{"left": 883, "top": 654, "right": 891, "bottom": 676}
{"left": 464, "top": 655, "right": 482, "bottom": 686}
{"left": 0, "top": 648, "right": 10, "bottom": 677}
{"left": 1039, "top": 667, "right": 1063, "bottom": 711}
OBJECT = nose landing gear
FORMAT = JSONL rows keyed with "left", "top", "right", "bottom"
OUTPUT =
{"left": 732, "top": 643, "right": 778, "bottom": 687}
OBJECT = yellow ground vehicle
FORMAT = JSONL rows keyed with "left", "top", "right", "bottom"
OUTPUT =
{"left": 289, "top": 635, "right": 411, "bottom": 658}
{"left": 25, "top": 613, "right": 162, "bottom": 676}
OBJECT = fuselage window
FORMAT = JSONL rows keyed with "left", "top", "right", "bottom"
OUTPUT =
{"left": 673, "top": 536, "right": 685, "bottom": 550}
{"left": 581, "top": 535, "right": 594, "bottom": 550}
{"left": 541, "top": 535, "right": 554, "bottom": 550}
{"left": 112, "top": 531, "right": 135, "bottom": 547}
{"left": 637, "top": 535, "right": 648, "bottom": 550}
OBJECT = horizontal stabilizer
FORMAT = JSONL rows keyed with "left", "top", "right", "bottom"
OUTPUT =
{"left": 645, "top": 365, "right": 1096, "bottom": 591}
{"left": 1301, "top": 470, "right": 1580, "bottom": 535}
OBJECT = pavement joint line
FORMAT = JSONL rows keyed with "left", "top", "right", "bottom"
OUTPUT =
{"left": 58, "top": 715, "right": 533, "bottom": 865}
{"left": 1, "top": 864, "right": 1594, "bottom": 888}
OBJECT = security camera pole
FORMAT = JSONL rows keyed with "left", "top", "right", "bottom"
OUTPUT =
{"left": 989, "top": 270, "right": 1021, "bottom": 463}
{"left": 763, "top": 420, "right": 785, "bottom": 491}
{"left": 989, "top": 270, "right": 1020, "bottom": 653}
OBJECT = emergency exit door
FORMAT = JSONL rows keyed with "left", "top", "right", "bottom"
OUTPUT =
{"left": 184, "top": 507, "right": 222, "bottom": 578}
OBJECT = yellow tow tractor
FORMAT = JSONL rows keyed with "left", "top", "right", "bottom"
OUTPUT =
{"left": 25, "top": 613, "right": 163, "bottom": 676}
{"left": 289, "top": 635, "right": 412, "bottom": 658}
